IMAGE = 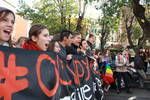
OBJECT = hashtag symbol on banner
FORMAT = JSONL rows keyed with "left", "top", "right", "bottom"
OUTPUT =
{"left": 0, "top": 51, "right": 28, "bottom": 100}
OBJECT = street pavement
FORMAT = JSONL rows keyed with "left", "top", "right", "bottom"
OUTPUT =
{"left": 104, "top": 88, "right": 150, "bottom": 100}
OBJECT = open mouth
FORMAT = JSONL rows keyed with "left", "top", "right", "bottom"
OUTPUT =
{"left": 45, "top": 43, "right": 48, "bottom": 47}
{"left": 3, "top": 30, "right": 11, "bottom": 35}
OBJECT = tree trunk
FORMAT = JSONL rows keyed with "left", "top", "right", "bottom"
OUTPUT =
{"left": 100, "top": 37, "right": 105, "bottom": 51}
{"left": 56, "top": 0, "right": 66, "bottom": 29}
{"left": 76, "top": 1, "right": 87, "bottom": 31}
{"left": 132, "top": 0, "right": 150, "bottom": 47}
{"left": 125, "top": 15, "right": 135, "bottom": 48}
{"left": 68, "top": 15, "right": 71, "bottom": 30}
{"left": 76, "top": 16, "right": 83, "bottom": 31}
{"left": 100, "top": 20, "right": 108, "bottom": 51}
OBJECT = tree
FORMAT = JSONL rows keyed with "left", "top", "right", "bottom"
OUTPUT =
{"left": 17, "top": 0, "right": 78, "bottom": 34}
{"left": 132, "top": 0, "right": 150, "bottom": 47}
{"left": 121, "top": 6, "right": 135, "bottom": 47}
{"left": 96, "top": 1, "right": 120, "bottom": 50}
{"left": 120, "top": 0, "right": 150, "bottom": 49}
{"left": 76, "top": 0, "right": 88, "bottom": 31}
{"left": 100, "top": 17, "right": 110, "bottom": 51}
{"left": 97, "top": 0, "right": 149, "bottom": 50}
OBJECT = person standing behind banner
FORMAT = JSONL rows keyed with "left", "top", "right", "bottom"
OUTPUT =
{"left": 47, "top": 40, "right": 60, "bottom": 53}
{"left": 66, "top": 31, "right": 81, "bottom": 55}
{"left": 79, "top": 39, "right": 104, "bottom": 100}
{"left": 86, "top": 34, "right": 96, "bottom": 64}
{"left": 79, "top": 39, "right": 88, "bottom": 56}
{"left": 65, "top": 31, "right": 81, "bottom": 64}
{"left": 15, "top": 37, "right": 28, "bottom": 48}
{"left": 87, "top": 33, "right": 95, "bottom": 50}
{"left": 58, "top": 30, "right": 73, "bottom": 60}
{"left": 56, "top": 30, "right": 73, "bottom": 100}
{"left": 79, "top": 38, "right": 97, "bottom": 69}
{"left": 23, "top": 24, "right": 49, "bottom": 51}
{"left": 0, "top": 7, "right": 15, "bottom": 47}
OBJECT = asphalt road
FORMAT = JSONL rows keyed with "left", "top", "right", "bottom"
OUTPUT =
{"left": 104, "top": 88, "right": 150, "bottom": 100}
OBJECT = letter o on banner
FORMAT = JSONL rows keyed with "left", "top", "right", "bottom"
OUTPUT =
{"left": 36, "top": 54, "right": 59, "bottom": 97}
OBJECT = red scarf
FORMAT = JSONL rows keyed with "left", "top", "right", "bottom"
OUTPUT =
{"left": 23, "top": 40, "right": 42, "bottom": 51}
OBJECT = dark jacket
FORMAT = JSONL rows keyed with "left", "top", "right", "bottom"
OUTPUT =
{"left": 66, "top": 43, "right": 79, "bottom": 55}
{"left": 134, "top": 55, "right": 144, "bottom": 69}
{"left": 58, "top": 43, "right": 67, "bottom": 60}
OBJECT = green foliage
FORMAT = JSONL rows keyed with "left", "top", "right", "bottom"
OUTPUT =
{"left": 98, "top": 0, "right": 129, "bottom": 34}
{"left": 17, "top": 0, "right": 78, "bottom": 34}
{"left": 132, "top": 23, "right": 143, "bottom": 43}
{"left": 95, "top": 0, "right": 133, "bottom": 50}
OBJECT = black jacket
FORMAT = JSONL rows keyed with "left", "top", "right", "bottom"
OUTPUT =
{"left": 134, "top": 55, "right": 144, "bottom": 69}
{"left": 58, "top": 43, "right": 67, "bottom": 60}
{"left": 66, "top": 43, "right": 79, "bottom": 55}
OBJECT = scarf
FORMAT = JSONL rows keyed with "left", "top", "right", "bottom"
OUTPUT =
{"left": 23, "top": 40, "right": 42, "bottom": 51}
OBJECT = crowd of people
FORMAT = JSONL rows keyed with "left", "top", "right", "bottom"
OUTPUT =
{"left": 0, "top": 7, "right": 150, "bottom": 99}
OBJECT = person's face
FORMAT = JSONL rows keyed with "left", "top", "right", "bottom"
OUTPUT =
{"left": 145, "top": 49, "right": 148, "bottom": 52}
{"left": 54, "top": 42, "right": 60, "bottom": 53}
{"left": 89, "top": 36, "right": 95, "bottom": 45}
{"left": 81, "top": 40, "right": 88, "bottom": 50}
{"left": 125, "top": 48, "right": 129, "bottom": 52}
{"left": 33, "top": 29, "right": 49, "bottom": 51}
{"left": 140, "top": 49, "right": 143, "bottom": 52}
{"left": 0, "top": 13, "right": 15, "bottom": 43}
{"left": 66, "top": 34, "right": 73, "bottom": 46}
{"left": 73, "top": 34, "right": 81, "bottom": 46}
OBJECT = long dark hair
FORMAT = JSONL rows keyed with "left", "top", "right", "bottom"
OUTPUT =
{"left": 79, "top": 39, "right": 86, "bottom": 48}
{"left": 48, "top": 40, "right": 56, "bottom": 51}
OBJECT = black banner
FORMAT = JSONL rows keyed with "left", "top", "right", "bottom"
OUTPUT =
{"left": 0, "top": 46, "right": 103, "bottom": 100}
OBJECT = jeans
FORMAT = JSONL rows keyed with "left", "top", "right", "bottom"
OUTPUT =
{"left": 137, "top": 69, "right": 147, "bottom": 79}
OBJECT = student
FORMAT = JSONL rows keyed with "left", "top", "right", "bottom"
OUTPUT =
{"left": 56, "top": 30, "right": 73, "bottom": 99}
{"left": 79, "top": 39, "right": 88, "bottom": 56}
{"left": 15, "top": 37, "right": 28, "bottom": 48}
{"left": 66, "top": 31, "right": 81, "bottom": 55}
{"left": 115, "top": 51, "right": 131, "bottom": 93}
{"left": 0, "top": 7, "right": 15, "bottom": 47}
{"left": 87, "top": 33, "right": 95, "bottom": 50}
{"left": 58, "top": 30, "right": 73, "bottom": 60}
{"left": 134, "top": 50, "right": 147, "bottom": 88}
{"left": 23, "top": 24, "right": 49, "bottom": 51}
{"left": 48, "top": 40, "right": 60, "bottom": 53}
{"left": 86, "top": 34, "right": 96, "bottom": 59}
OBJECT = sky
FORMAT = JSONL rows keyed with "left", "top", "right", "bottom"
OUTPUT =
{"left": 8, "top": 0, "right": 34, "bottom": 8}
{"left": 85, "top": 3, "right": 102, "bottom": 19}
{"left": 9, "top": 0, "right": 101, "bottom": 19}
